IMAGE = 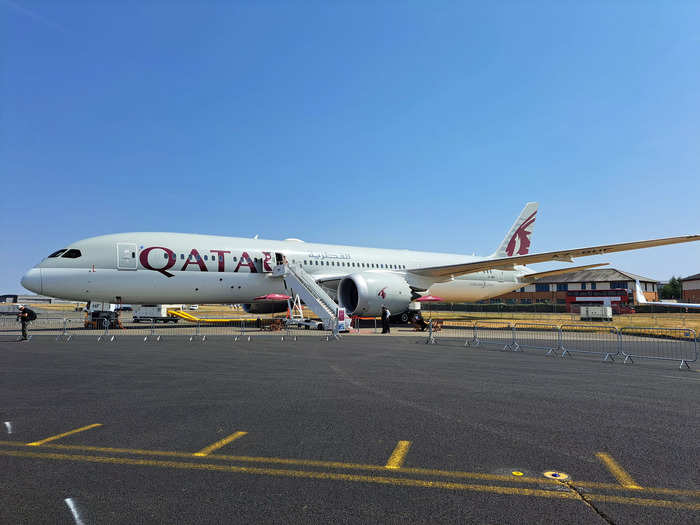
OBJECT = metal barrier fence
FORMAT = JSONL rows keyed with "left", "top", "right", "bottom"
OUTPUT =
{"left": 0, "top": 316, "right": 22, "bottom": 341}
{"left": 619, "top": 327, "right": 697, "bottom": 369}
{"left": 72, "top": 317, "right": 339, "bottom": 343}
{"left": 4, "top": 315, "right": 698, "bottom": 368}
{"left": 0, "top": 316, "right": 69, "bottom": 341}
{"left": 560, "top": 324, "right": 620, "bottom": 362}
{"left": 428, "top": 320, "right": 474, "bottom": 345}
{"left": 469, "top": 321, "right": 516, "bottom": 350}
{"left": 511, "top": 323, "right": 561, "bottom": 355}
{"left": 423, "top": 319, "right": 697, "bottom": 369}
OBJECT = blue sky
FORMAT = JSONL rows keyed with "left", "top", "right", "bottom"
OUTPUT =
{"left": 2, "top": 1, "right": 699, "bottom": 293}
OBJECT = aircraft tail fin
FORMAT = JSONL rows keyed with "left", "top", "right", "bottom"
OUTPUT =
{"left": 491, "top": 202, "right": 538, "bottom": 258}
{"left": 634, "top": 280, "right": 648, "bottom": 304}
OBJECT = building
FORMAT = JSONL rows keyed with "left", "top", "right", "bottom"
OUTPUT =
{"left": 681, "top": 274, "right": 700, "bottom": 303}
{"left": 495, "top": 268, "right": 658, "bottom": 309}
{"left": 0, "top": 294, "right": 74, "bottom": 305}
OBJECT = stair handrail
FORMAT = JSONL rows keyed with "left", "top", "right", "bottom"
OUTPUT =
{"left": 286, "top": 263, "right": 338, "bottom": 319}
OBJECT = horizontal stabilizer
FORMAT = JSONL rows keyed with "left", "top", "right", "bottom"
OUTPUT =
{"left": 523, "top": 263, "right": 610, "bottom": 282}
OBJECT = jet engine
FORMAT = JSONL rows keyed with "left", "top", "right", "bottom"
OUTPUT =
{"left": 242, "top": 302, "right": 288, "bottom": 314}
{"left": 337, "top": 272, "right": 413, "bottom": 316}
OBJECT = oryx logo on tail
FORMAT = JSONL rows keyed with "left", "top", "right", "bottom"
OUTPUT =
{"left": 506, "top": 210, "right": 536, "bottom": 256}
{"left": 378, "top": 287, "right": 387, "bottom": 299}
{"left": 491, "top": 202, "right": 539, "bottom": 259}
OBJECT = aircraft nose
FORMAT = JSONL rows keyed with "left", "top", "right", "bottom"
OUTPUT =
{"left": 21, "top": 268, "right": 42, "bottom": 294}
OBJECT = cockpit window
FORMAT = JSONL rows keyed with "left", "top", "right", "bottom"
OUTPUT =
{"left": 48, "top": 249, "right": 67, "bottom": 258}
{"left": 61, "top": 249, "right": 82, "bottom": 258}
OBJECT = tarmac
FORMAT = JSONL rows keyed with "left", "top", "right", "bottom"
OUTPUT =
{"left": 0, "top": 336, "right": 698, "bottom": 524}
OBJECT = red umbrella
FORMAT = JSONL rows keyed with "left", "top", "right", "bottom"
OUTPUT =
{"left": 414, "top": 295, "right": 443, "bottom": 318}
{"left": 414, "top": 295, "right": 443, "bottom": 302}
{"left": 253, "top": 293, "right": 293, "bottom": 319}
{"left": 253, "top": 294, "right": 291, "bottom": 301}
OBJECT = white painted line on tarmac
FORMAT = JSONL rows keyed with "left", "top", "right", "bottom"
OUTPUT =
{"left": 64, "top": 498, "right": 86, "bottom": 525}
{"left": 660, "top": 375, "right": 700, "bottom": 382}
{"left": 3, "top": 422, "right": 11, "bottom": 434}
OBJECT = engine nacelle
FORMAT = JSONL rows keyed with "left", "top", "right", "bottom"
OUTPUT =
{"left": 337, "top": 272, "right": 412, "bottom": 316}
{"left": 242, "top": 302, "right": 288, "bottom": 314}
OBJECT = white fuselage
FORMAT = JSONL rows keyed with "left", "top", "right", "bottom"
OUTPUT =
{"left": 21, "top": 232, "right": 534, "bottom": 306}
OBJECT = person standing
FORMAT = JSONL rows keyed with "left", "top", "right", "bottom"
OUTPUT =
{"left": 381, "top": 306, "right": 391, "bottom": 334}
{"left": 17, "top": 305, "right": 36, "bottom": 341}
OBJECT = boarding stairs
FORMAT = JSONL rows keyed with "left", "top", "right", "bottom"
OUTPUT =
{"left": 273, "top": 263, "right": 339, "bottom": 334}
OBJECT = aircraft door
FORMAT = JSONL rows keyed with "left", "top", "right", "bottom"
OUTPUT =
{"left": 117, "top": 243, "right": 138, "bottom": 270}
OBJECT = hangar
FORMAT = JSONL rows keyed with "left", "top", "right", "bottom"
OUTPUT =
{"left": 495, "top": 268, "right": 658, "bottom": 307}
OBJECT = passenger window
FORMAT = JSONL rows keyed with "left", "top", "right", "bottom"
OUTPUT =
{"left": 233, "top": 257, "right": 238, "bottom": 261}
{"left": 204, "top": 255, "right": 208, "bottom": 261}
{"left": 180, "top": 254, "right": 184, "bottom": 259}
{"left": 48, "top": 249, "right": 67, "bottom": 258}
{"left": 61, "top": 249, "right": 82, "bottom": 258}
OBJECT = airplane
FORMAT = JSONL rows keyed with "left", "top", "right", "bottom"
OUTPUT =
{"left": 634, "top": 280, "right": 700, "bottom": 309}
{"left": 20, "top": 202, "right": 700, "bottom": 322}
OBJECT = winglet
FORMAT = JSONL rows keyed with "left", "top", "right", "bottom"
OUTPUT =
{"left": 634, "top": 280, "right": 648, "bottom": 304}
{"left": 491, "top": 202, "right": 538, "bottom": 258}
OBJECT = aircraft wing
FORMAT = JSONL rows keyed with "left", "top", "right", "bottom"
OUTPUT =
{"left": 411, "top": 235, "right": 700, "bottom": 278}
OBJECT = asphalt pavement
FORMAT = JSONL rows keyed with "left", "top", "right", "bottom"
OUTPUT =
{"left": 0, "top": 336, "right": 698, "bottom": 524}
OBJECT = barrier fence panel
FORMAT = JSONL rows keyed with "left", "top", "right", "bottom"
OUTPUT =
{"left": 64, "top": 318, "right": 105, "bottom": 341}
{"left": 1, "top": 316, "right": 65, "bottom": 341}
{"left": 440, "top": 320, "right": 475, "bottom": 340}
{"left": 427, "top": 320, "right": 474, "bottom": 345}
{"left": 470, "top": 321, "right": 515, "bottom": 350}
{"left": 31, "top": 317, "right": 65, "bottom": 338}
{"left": 0, "top": 316, "right": 22, "bottom": 341}
{"left": 560, "top": 324, "right": 619, "bottom": 361}
{"left": 512, "top": 323, "right": 561, "bottom": 355}
{"left": 619, "top": 327, "right": 697, "bottom": 369}
{"left": 192, "top": 320, "right": 222, "bottom": 342}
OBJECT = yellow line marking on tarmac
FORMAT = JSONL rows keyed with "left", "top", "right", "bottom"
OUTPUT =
{"left": 0, "top": 441, "right": 697, "bottom": 498}
{"left": 596, "top": 452, "right": 643, "bottom": 489}
{"left": 385, "top": 441, "right": 411, "bottom": 469}
{"left": 1, "top": 449, "right": 699, "bottom": 510}
{"left": 26, "top": 424, "right": 103, "bottom": 447}
{"left": 193, "top": 431, "right": 247, "bottom": 457}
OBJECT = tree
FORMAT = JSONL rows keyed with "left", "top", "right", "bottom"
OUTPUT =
{"left": 661, "top": 276, "right": 682, "bottom": 299}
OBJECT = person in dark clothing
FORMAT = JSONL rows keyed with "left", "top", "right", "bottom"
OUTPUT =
{"left": 412, "top": 311, "right": 428, "bottom": 331}
{"left": 381, "top": 306, "right": 391, "bottom": 334}
{"left": 17, "top": 305, "right": 36, "bottom": 341}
